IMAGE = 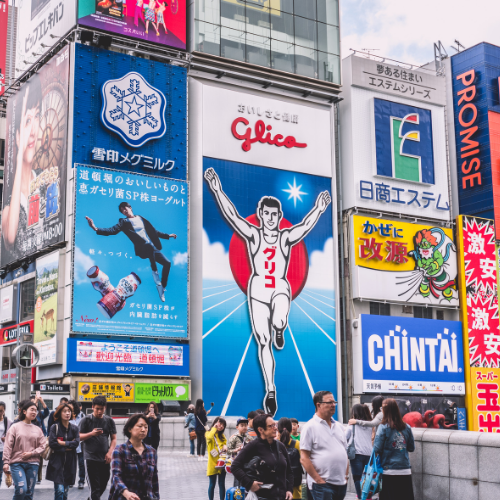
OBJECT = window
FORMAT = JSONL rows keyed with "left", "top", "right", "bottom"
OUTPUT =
{"left": 193, "top": 0, "right": 340, "bottom": 83}
{"left": 369, "top": 302, "right": 390, "bottom": 316}
{"left": 436, "top": 309, "right": 444, "bottom": 320}
{"left": 20, "top": 279, "right": 35, "bottom": 322}
{"left": 414, "top": 306, "right": 433, "bottom": 319}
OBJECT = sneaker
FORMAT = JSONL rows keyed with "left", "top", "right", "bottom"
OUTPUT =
{"left": 78, "top": 482, "right": 84, "bottom": 489}
{"left": 264, "top": 390, "right": 278, "bottom": 416}
{"left": 156, "top": 284, "right": 165, "bottom": 302}
{"left": 152, "top": 270, "right": 162, "bottom": 286}
{"left": 187, "top": 454, "right": 193, "bottom": 457}
{"left": 197, "top": 456, "right": 202, "bottom": 461}
{"left": 273, "top": 329, "right": 285, "bottom": 350}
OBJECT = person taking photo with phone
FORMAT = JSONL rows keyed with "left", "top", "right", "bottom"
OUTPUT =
{"left": 143, "top": 402, "right": 161, "bottom": 450}
{"left": 46, "top": 403, "right": 80, "bottom": 500}
{"left": 194, "top": 399, "right": 213, "bottom": 461}
{"left": 79, "top": 396, "right": 117, "bottom": 500}
{"left": 2, "top": 400, "right": 46, "bottom": 500}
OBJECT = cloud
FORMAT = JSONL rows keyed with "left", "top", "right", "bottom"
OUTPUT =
{"left": 74, "top": 247, "right": 96, "bottom": 285}
{"left": 202, "top": 230, "right": 234, "bottom": 281}
{"left": 172, "top": 252, "right": 188, "bottom": 266}
{"left": 342, "top": 0, "right": 500, "bottom": 65}
{"left": 305, "top": 238, "right": 335, "bottom": 290}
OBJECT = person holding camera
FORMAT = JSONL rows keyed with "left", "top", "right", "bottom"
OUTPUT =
{"left": 232, "top": 413, "right": 293, "bottom": 500}
{"left": 194, "top": 399, "right": 213, "bottom": 461}
{"left": 143, "top": 403, "right": 161, "bottom": 451}
{"left": 79, "top": 396, "right": 117, "bottom": 500}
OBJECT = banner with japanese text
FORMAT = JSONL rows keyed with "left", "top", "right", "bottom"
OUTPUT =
{"left": 457, "top": 215, "right": 500, "bottom": 431}
{"left": 351, "top": 215, "right": 458, "bottom": 306}
{"left": 1, "top": 46, "right": 69, "bottom": 267}
{"left": 72, "top": 165, "right": 188, "bottom": 339}
{"left": 135, "top": 382, "right": 189, "bottom": 403}
{"left": 77, "top": 381, "right": 134, "bottom": 402}
{"left": 72, "top": 44, "right": 187, "bottom": 180}
{"left": 67, "top": 338, "right": 189, "bottom": 377}
{"left": 35, "top": 251, "right": 59, "bottom": 365}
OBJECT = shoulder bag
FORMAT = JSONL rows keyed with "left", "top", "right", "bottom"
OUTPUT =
{"left": 196, "top": 414, "right": 210, "bottom": 432}
{"left": 347, "top": 424, "right": 356, "bottom": 460}
{"left": 42, "top": 423, "right": 58, "bottom": 460}
{"left": 210, "top": 432, "right": 222, "bottom": 459}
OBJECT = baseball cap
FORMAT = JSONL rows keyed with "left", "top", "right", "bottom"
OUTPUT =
{"left": 237, "top": 418, "right": 249, "bottom": 426}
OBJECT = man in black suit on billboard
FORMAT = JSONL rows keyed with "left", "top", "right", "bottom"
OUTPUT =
{"left": 86, "top": 201, "right": 176, "bottom": 302}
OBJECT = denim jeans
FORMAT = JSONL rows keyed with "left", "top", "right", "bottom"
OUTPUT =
{"left": 10, "top": 462, "right": 39, "bottom": 500}
{"left": 208, "top": 471, "right": 226, "bottom": 500}
{"left": 0, "top": 451, "right": 3, "bottom": 485}
{"left": 77, "top": 452, "right": 85, "bottom": 484}
{"left": 350, "top": 454, "right": 371, "bottom": 498}
{"left": 54, "top": 483, "right": 69, "bottom": 500}
{"left": 310, "top": 482, "right": 347, "bottom": 500}
{"left": 189, "top": 438, "right": 195, "bottom": 455}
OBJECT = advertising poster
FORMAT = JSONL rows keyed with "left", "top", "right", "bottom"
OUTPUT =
{"left": 73, "top": 44, "right": 187, "bottom": 180}
{"left": 0, "top": 285, "right": 15, "bottom": 323}
{"left": 15, "top": 0, "right": 76, "bottom": 77}
{"left": 34, "top": 251, "right": 59, "bottom": 365}
{"left": 351, "top": 215, "right": 458, "bottom": 306}
{"left": 457, "top": 215, "right": 500, "bottom": 431}
{"left": 67, "top": 338, "right": 189, "bottom": 377}
{"left": 135, "top": 382, "right": 189, "bottom": 402}
{"left": 72, "top": 165, "right": 188, "bottom": 338}
{"left": 78, "top": 0, "right": 185, "bottom": 51}
{"left": 357, "top": 314, "right": 465, "bottom": 395}
{"left": 77, "top": 381, "right": 134, "bottom": 402}
{"left": 0, "top": 320, "right": 34, "bottom": 345}
{"left": 0, "top": 0, "right": 8, "bottom": 96}
{"left": 1, "top": 46, "right": 69, "bottom": 268}
{"left": 203, "top": 158, "right": 336, "bottom": 421}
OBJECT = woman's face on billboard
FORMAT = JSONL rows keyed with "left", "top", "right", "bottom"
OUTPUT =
{"left": 16, "top": 88, "right": 41, "bottom": 167}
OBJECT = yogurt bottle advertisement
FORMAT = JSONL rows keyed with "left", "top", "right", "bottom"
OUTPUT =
{"left": 72, "top": 165, "right": 188, "bottom": 338}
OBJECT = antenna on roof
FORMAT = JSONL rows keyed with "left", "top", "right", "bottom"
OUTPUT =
{"left": 434, "top": 41, "right": 448, "bottom": 75}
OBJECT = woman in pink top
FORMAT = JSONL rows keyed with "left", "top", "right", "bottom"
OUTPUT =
{"left": 3, "top": 401, "right": 46, "bottom": 500}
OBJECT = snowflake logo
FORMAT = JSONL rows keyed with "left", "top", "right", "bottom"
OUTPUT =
{"left": 101, "top": 72, "right": 167, "bottom": 148}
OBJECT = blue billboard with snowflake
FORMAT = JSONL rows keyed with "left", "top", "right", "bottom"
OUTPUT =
{"left": 72, "top": 44, "right": 187, "bottom": 180}
{"left": 72, "top": 165, "right": 188, "bottom": 339}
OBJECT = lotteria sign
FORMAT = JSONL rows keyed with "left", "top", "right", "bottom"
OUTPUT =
{"left": 0, "top": 321, "right": 34, "bottom": 345}
{"left": 356, "top": 314, "right": 465, "bottom": 394}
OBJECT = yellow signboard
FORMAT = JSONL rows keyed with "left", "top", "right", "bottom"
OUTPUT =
{"left": 77, "top": 382, "right": 134, "bottom": 402}
{"left": 353, "top": 215, "right": 455, "bottom": 272}
{"left": 469, "top": 367, "right": 500, "bottom": 432}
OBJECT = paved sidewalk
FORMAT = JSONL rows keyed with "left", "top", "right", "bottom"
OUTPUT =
{"left": 0, "top": 451, "right": 358, "bottom": 499}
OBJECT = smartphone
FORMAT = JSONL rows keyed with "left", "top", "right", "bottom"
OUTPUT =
{"left": 211, "top": 402, "right": 214, "bottom": 406}
{"left": 259, "top": 484, "right": 274, "bottom": 490}
{"left": 94, "top": 428, "right": 103, "bottom": 431}
{"left": 35, "top": 391, "right": 40, "bottom": 399}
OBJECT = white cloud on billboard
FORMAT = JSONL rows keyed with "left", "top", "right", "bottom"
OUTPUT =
{"left": 202, "top": 230, "right": 233, "bottom": 282}
{"left": 74, "top": 247, "right": 95, "bottom": 285}
{"left": 173, "top": 252, "right": 188, "bottom": 266}
{"left": 305, "top": 237, "right": 335, "bottom": 291}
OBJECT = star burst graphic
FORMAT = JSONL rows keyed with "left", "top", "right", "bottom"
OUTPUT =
{"left": 282, "top": 177, "right": 307, "bottom": 207}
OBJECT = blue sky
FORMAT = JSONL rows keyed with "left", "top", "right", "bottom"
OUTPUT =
{"left": 341, "top": 0, "right": 500, "bottom": 65}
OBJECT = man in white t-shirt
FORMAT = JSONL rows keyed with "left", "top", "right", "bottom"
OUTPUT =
{"left": 0, "top": 401, "right": 11, "bottom": 487}
{"left": 86, "top": 202, "right": 177, "bottom": 302}
{"left": 300, "top": 391, "right": 349, "bottom": 500}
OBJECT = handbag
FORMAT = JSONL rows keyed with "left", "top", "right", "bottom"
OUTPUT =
{"left": 347, "top": 424, "right": 356, "bottom": 460}
{"left": 41, "top": 424, "right": 58, "bottom": 460}
{"left": 360, "top": 450, "right": 384, "bottom": 500}
{"left": 196, "top": 414, "right": 210, "bottom": 432}
{"left": 210, "top": 432, "right": 222, "bottom": 459}
{"left": 189, "top": 430, "right": 197, "bottom": 440}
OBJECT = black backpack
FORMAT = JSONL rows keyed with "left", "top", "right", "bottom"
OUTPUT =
{"left": 286, "top": 441, "right": 303, "bottom": 488}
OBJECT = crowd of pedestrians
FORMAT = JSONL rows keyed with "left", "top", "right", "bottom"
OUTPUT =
{"left": 0, "top": 391, "right": 416, "bottom": 500}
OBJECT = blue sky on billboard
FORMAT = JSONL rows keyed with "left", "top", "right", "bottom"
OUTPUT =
{"left": 72, "top": 166, "right": 188, "bottom": 339}
{"left": 342, "top": 0, "right": 500, "bottom": 64}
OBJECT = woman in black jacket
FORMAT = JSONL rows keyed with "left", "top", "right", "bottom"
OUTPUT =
{"left": 143, "top": 402, "right": 161, "bottom": 450}
{"left": 194, "top": 399, "right": 213, "bottom": 461}
{"left": 46, "top": 403, "right": 80, "bottom": 500}
{"left": 232, "top": 414, "right": 293, "bottom": 500}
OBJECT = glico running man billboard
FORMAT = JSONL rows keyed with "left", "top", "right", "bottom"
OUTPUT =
{"left": 1, "top": 46, "right": 69, "bottom": 267}
{"left": 73, "top": 44, "right": 187, "bottom": 180}
{"left": 72, "top": 165, "right": 188, "bottom": 338}
{"left": 78, "top": 0, "right": 186, "bottom": 51}
{"left": 203, "top": 159, "right": 336, "bottom": 420}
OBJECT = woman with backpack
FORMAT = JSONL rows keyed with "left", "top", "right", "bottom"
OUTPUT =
{"left": 206, "top": 417, "right": 228, "bottom": 500}
{"left": 373, "top": 398, "right": 415, "bottom": 500}
{"left": 278, "top": 418, "right": 302, "bottom": 499}
{"left": 345, "top": 404, "right": 373, "bottom": 499}
{"left": 46, "top": 403, "right": 80, "bottom": 500}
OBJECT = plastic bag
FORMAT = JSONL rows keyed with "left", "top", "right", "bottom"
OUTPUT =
{"left": 360, "top": 450, "right": 384, "bottom": 500}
